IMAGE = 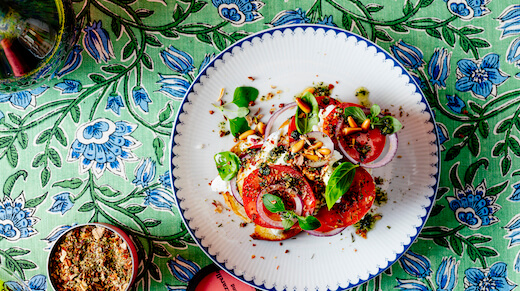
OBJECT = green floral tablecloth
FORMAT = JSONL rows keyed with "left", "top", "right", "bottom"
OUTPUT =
{"left": 1, "top": 0, "right": 520, "bottom": 290}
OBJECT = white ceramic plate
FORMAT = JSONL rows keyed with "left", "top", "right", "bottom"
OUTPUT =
{"left": 170, "top": 25, "right": 439, "bottom": 291}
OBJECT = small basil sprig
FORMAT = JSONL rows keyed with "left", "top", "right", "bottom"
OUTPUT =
{"left": 325, "top": 162, "right": 359, "bottom": 209}
{"left": 343, "top": 104, "right": 403, "bottom": 134}
{"left": 214, "top": 87, "right": 259, "bottom": 137}
{"left": 295, "top": 91, "right": 319, "bottom": 134}
{"left": 262, "top": 193, "right": 321, "bottom": 230}
{"left": 214, "top": 151, "right": 240, "bottom": 181}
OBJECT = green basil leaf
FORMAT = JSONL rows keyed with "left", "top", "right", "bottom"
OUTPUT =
{"left": 344, "top": 107, "right": 367, "bottom": 124}
{"left": 232, "top": 86, "right": 259, "bottom": 108}
{"left": 236, "top": 107, "right": 250, "bottom": 118}
{"left": 295, "top": 91, "right": 319, "bottom": 134}
{"left": 297, "top": 215, "right": 321, "bottom": 230}
{"left": 370, "top": 104, "right": 381, "bottom": 119}
{"left": 325, "top": 162, "right": 359, "bottom": 209}
{"left": 229, "top": 117, "right": 250, "bottom": 137}
{"left": 262, "top": 193, "right": 286, "bottom": 213}
{"left": 282, "top": 218, "right": 296, "bottom": 230}
{"left": 378, "top": 116, "right": 403, "bottom": 134}
{"left": 214, "top": 151, "right": 240, "bottom": 181}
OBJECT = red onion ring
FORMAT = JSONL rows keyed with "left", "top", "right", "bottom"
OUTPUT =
{"left": 256, "top": 185, "right": 303, "bottom": 229}
{"left": 305, "top": 226, "right": 346, "bottom": 237}
{"left": 335, "top": 117, "right": 399, "bottom": 168}
{"left": 264, "top": 102, "right": 297, "bottom": 141}
{"left": 230, "top": 177, "right": 243, "bottom": 205}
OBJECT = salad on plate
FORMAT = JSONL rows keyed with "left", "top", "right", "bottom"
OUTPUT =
{"left": 211, "top": 83, "right": 402, "bottom": 241}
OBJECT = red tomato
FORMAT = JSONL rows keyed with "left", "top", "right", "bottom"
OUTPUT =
{"left": 312, "top": 167, "right": 375, "bottom": 233}
{"left": 242, "top": 165, "right": 316, "bottom": 229}
{"left": 340, "top": 127, "right": 386, "bottom": 163}
{"left": 322, "top": 102, "right": 386, "bottom": 163}
{"left": 315, "top": 95, "right": 340, "bottom": 109}
{"left": 287, "top": 116, "right": 297, "bottom": 142}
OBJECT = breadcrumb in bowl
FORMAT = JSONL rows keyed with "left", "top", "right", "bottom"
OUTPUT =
{"left": 47, "top": 223, "right": 138, "bottom": 291}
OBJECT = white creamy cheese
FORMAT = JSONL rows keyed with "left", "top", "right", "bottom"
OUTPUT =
{"left": 322, "top": 150, "right": 343, "bottom": 185}
{"left": 211, "top": 175, "right": 230, "bottom": 193}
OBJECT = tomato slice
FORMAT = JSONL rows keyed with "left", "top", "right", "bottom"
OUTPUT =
{"left": 242, "top": 165, "right": 316, "bottom": 229}
{"left": 315, "top": 95, "right": 340, "bottom": 109}
{"left": 287, "top": 116, "right": 297, "bottom": 142}
{"left": 322, "top": 102, "right": 386, "bottom": 163}
{"left": 312, "top": 167, "right": 375, "bottom": 233}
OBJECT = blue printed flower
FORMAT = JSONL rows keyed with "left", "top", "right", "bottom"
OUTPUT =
{"left": 395, "top": 279, "right": 429, "bottom": 291}
{"left": 436, "top": 257, "right": 459, "bottom": 291}
{"left": 447, "top": 180, "right": 500, "bottom": 229}
{"left": 446, "top": 95, "right": 466, "bottom": 114}
{"left": 0, "top": 85, "right": 49, "bottom": 110}
{"left": 54, "top": 79, "right": 82, "bottom": 94}
{"left": 133, "top": 158, "right": 156, "bottom": 187}
{"left": 56, "top": 44, "right": 83, "bottom": 77}
{"left": 68, "top": 118, "right": 141, "bottom": 179}
{"left": 49, "top": 192, "right": 74, "bottom": 215}
{"left": 161, "top": 46, "right": 195, "bottom": 75}
{"left": 428, "top": 48, "right": 451, "bottom": 89}
{"left": 83, "top": 20, "right": 115, "bottom": 63}
{"left": 168, "top": 255, "right": 201, "bottom": 283}
{"left": 4, "top": 274, "right": 47, "bottom": 291}
{"left": 212, "top": 0, "right": 264, "bottom": 26}
{"left": 437, "top": 122, "right": 450, "bottom": 149}
{"left": 106, "top": 92, "right": 125, "bottom": 115}
{"left": 43, "top": 224, "right": 76, "bottom": 244}
{"left": 464, "top": 262, "right": 516, "bottom": 291}
{"left": 445, "top": 0, "right": 490, "bottom": 20}
{"left": 455, "top": 53, "right": 509, "bottom": 99}
{"left": 317, "top": 15, "right": 337, "bottom": 27}
{"left": 0, "top": 110, "right": 4, "bottom": 123}
{"left": 132, "top": 86, "right": 152, "bottom": 112}
{"left": 199, "top": 53, "right": 215, "bottom": 72}
{"left": 156, "top": 74, "right": 190, "bottom": 100}
{"left": 269, "top": 8, "right": 311, "bottom": 27}
{"left": 144, "top": 188, "right": 176, "bottom": 211}
{"left": 399, "top": 250, "right": 432, "bottom": 279}
{"left": 0, "top": 193, "right": 39, "bottom": 241}
{"left": 391, "top": 40, "right": 425, "bottom": 70}
{"left": 506, "top": 37, "right": 520, "bottom": 66}
{"left": 159, "top": 171, "right": 172, "bottom": 189}
{"left": 497, "top": 5, "right": 520, "bottom": 38}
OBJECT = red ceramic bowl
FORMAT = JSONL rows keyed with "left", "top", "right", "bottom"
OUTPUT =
{"left": 47, "top": 223, "right": 139, "bottom": 291}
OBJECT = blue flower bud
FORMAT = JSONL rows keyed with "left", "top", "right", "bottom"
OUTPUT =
{"left": 83, "top": 21, "right": 115, "bottom": 63}
{"left": 144, "top": 188, "right": 176, "bottom": 211}
{"left": 391, "top": 40, "right": 425, "bottom": 70}
{"left": 399, "top": 250, "right": 432, "bottom": 278}
{"left": 133, "top": 158, "right": 156, "bottom": 187}
{"left": 167, "top": 255, "right": 200, "bottom": 283}
{"left": 161, "top": 45, "right": 195, "bottom": 74}
{"left": 132, "top": 86, "right": 152, "bottom": 112}
{"left": 497, "top": 5, "right": 520, "bottom": 38}
{"left": 507, "top": 37, "right": 520, "bottom": 66}
{"left": 269, "top": 8, "right": 310, "bottom": 27}
{"left": 436, "top": 257, "right": 459, "bottom": 291}
{"left": 428, "top": 48, "right": 451, "bottom": 88}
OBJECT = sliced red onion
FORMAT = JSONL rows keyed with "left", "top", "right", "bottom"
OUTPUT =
{"left": 264, "top": 102, "right": 297, "bottom": 141}
{"left": 256, "top": 185, "right": 303, "bottom": 229}
{"left": 305, "top": 226, "right": 346, "bottom": 237}
{"left": 230, "top": 177, "right": 243, "bottom": 205}
{"left": 335, "top": 117, "right": 399, "bottom": 168}
{"left": 360, "top": 133, "right": 398, "bottom": 168}
{"left": 304, "top": 131, "right": 335, "bottom": 167}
